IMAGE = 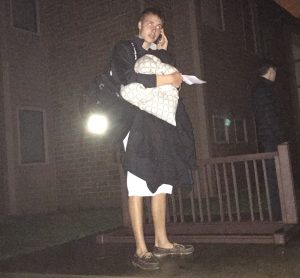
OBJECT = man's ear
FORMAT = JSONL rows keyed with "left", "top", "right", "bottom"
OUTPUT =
{"left": 138, "top": 21, "right": 142, "bottom": 31}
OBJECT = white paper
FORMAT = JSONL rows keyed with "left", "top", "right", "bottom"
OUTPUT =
{"left": 182, "top": 75, "right": 206, "bottom": 85}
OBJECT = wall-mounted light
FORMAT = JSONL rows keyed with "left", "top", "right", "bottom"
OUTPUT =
{"left": 224, "top": 118, "right": 232, "bottom": 127}
{"left": 86, "top": 113, "right": 108, "bottom": 135}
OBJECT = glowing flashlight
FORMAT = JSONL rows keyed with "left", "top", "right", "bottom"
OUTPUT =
{"left": 86, "top": 113, "right": 108, "bottom": 135}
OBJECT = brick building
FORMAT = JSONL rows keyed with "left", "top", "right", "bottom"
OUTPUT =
{"left": 0, "top": 0, "right": 299, "bottom": 216}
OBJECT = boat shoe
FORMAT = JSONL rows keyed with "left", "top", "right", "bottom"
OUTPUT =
{"left": 131, "top": 252, "right": 160, "bottom": 270}
{"left": 152, "top": 243, "right": 194, "bottom": 258}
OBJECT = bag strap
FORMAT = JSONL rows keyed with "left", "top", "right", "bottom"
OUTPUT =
{"left": 109, "top": 41, "right": 137, "bottom": 77}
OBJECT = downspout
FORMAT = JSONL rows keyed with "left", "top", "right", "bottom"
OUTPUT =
{"left": 188, "top": 0, "right": 210, "bottom": 159}
{"left": 0, "top": 1, "right": 17, "bottom": 215}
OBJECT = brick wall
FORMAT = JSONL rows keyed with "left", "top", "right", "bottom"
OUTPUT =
{"left": 199, "top": 0, "right": 258, "bottom": 157}
{"left": 189, "top": 0, "right": 294, "bottom": 158}
{"left": 45, "top": 0, "right": 297, "bottom": 211}
{"left": 0, "top": 0, "right": 57, "bottom": 215}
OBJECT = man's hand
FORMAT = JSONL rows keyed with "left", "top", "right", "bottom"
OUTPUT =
{"left": 157, "top": 29, "right": 168, "bottom": 50}
{"left": 156, "top": 72, "right": 183, "bottom": 88}
{"left": 170, "top": 72, "right": 183, "bottom": 88}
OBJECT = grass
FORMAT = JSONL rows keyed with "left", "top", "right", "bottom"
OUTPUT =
{"left": 0, "top": 208, "right": 122, "bottom": 261}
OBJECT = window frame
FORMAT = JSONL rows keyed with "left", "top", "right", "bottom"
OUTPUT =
{"left": 234, "top": 118, "right": 248, "bottom": 144}
{"left": 212, "top": 115, "right": 230, "bottom": 144}
{"left": 240, "top": 0, "right": 258, "bottom": 54}
{"left": 10, "top": 0, "right": 40, "bottom": 35}
{"left": 201, "top": 0, "right": 225, "bottom": 32}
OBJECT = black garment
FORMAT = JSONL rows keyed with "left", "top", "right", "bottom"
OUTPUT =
{"left": 252, "top": 76, "right": 286, "bottom": 148}
{"left": 111, "top": 36, "right": 197, "bottom": 193}
{"left": 252, "top": 76, "right": 284, "bottom": 220}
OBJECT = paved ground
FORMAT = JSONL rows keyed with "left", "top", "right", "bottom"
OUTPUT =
{"left": 1, "top": 233, "right": 300, "bottom": 278}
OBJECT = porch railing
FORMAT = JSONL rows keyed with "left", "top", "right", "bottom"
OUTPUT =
{"left": 108, "top": 143, "right": 299, "bottom": 245}
{"left": 142, "top": 144, "right": 298, "bottom": 225}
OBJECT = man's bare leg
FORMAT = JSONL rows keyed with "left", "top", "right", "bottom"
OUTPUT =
{"left": 151, "top": 193, "right": 173, "bottom": 248}
{"left": 128, "top": 196, "right": 148, "bottom": 256}
{"left": 151, "top": 193, "right": 194, "bottom": 258}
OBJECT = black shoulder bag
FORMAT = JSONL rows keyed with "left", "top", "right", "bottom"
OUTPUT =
{"left": 80, "top": 42, "right": 138, "bottom": 144}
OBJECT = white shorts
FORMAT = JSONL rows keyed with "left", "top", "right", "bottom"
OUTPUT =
{"left": 123, "top": 133, "right": 173, "bottom": 197}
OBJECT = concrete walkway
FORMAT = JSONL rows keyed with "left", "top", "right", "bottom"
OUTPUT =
{"left": 1, "top": 233, "right": 300, "bottom": 278}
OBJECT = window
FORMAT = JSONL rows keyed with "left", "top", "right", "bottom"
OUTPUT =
{"left": 11, "top": 0, "right": 38, "bottom": 33}
{"left": 201, "top": 0, "right": 225, "bottom": 31}
{"left": 18, "top": 109, "right": 46, "bottom": 164}
{"left": 234, "top": 119, "right": 248, "bottom": 143}
{"left": 213, "top": 115, "right": 229, "bottom": 144}
{"left": 241, "top": 0, "right": 257, "bottom": 53}
{"left": 292, "top": 35, "right": 300, "bottom": 106}
{"left": 295, "top": 60, "right": 300, "bottom": 107}
{"left": 258, "top": 26, "right": 272, "bottom": 58}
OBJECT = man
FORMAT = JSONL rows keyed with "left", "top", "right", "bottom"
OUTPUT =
{"left": 110, "top": 8, "right": 196, "bottom": 270}
{"left": 252, "top": 59, "right": 286, "bottom": 220}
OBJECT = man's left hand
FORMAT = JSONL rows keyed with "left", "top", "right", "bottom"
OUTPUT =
{"left": 157, "top": 29, "right": 168, "bottom": 50}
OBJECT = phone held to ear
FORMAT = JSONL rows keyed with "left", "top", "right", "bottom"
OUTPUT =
{"left": 150, "top": 34, "right": 162, "bottom": 50}
{"left": 154, "top": 34, "right": 162, "bottom": 45}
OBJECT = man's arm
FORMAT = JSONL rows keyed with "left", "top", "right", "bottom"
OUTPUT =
{"left": 111, "top": 41, "right": 156, "bottom": 87}
{"left": 155, "top": 29, "right": 183, "bottom": 88}
{"left": 157, "top": 73, "right": 183, "bottom": 88}
{"left": 112, "top": 40, "right": 182, "bottom": 88}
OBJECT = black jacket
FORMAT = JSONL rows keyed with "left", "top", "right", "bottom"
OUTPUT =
{"left": 252, "top": 77, "right": 285, "bottom": 149}
{"left": 111, "top": 36, "right": 197, "bottom": 193}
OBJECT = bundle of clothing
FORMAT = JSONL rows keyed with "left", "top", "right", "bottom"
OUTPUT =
{"left": 120, "top": 54, "right": 179, "bottom": 126}
{"left": 110, "top": 37, "right": 197, "bottom": 193}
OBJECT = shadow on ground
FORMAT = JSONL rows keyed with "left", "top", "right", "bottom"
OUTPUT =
{"left": 0, "top": 208, "right": 122, "bottom": 261}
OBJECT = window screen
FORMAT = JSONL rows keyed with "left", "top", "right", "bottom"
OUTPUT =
{"left": 12, "top": 0, "right": 38, "bottom": 33}
{"left": 19, "top": 109, "right": 46, "bottom": 164}
{"left": 213, "top": 116, "right": 229, "bottom": 143}
{"left": 234, "top": 119, "right": 248, "bottom": 143}
{"left": 241, "top": 0, "right": 257, "bottom": 53}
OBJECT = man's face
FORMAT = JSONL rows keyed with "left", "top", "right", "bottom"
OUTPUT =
{"left": 269, "top": 68, "right": 277, "bottom": 82}
{"left": 138, "top": 13, "right": 163, "bottom": 45}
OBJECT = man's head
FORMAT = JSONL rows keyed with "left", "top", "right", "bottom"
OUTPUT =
{"left": 138, "top": 8, "right": 164, "bottom": 46}
{"left": 258, "top": 59, "right": 277, "bottom": 82}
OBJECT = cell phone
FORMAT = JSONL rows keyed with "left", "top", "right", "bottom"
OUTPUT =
{"left": 154, "top": 34, "right": 162, "bottom": 45}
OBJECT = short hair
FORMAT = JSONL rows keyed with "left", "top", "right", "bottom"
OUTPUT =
{"left": 258, "top": 59, "right": 277, "bottom": 76}
{"left": 139, "top": 7, "right": 165, "bottom": 25}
